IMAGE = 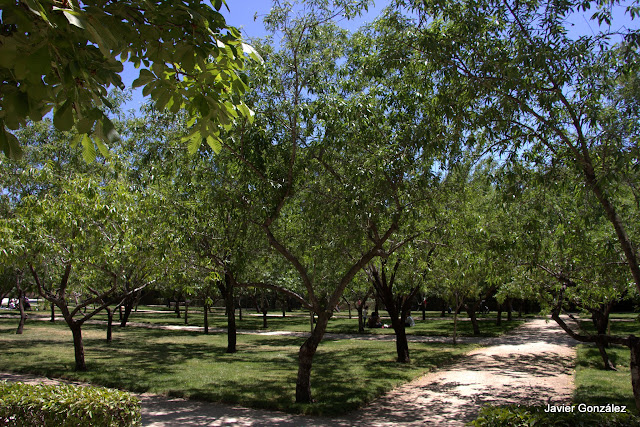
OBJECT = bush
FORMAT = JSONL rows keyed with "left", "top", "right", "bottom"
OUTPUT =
{"left": 469, "top": 404, "right": 640, "bottom": 427}
{"left": 0, "top": 381, "right": 140, "bottom": 426}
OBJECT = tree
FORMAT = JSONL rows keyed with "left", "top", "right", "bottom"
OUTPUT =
{"left": 0, "top": 0, "right": 261, "bottom": 159}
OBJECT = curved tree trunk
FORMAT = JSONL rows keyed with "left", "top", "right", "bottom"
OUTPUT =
{"left": 16, "top": 289, "right": 26, "bottom": 335}
{"left": 467, "top": 306, "right": 480, "bottom": 336}
{"left": 50, "top": 303, "right": 55, "bottom": 322}
{"left": 120, "top": 296, "right": 134, "bottom": 327}
{"left": 70, "top": 322, "right": 87, "bottom": 371}
{"left": 296, "top": 312, "right": 329, "bottom": 403}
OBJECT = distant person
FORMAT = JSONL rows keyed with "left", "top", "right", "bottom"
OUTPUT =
{"left": 405, "top": 315, "right": 415, "bottom": 327}
{"left": 367, "top": 311, "right": 382, "bottom": 328}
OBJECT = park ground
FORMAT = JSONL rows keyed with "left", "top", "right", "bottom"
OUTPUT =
{"left": 0, "top": 309, "right": 637, "bottom": 425}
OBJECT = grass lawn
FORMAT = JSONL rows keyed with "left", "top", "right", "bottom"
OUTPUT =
{"left": 61, "top": 305, "right": 526, "bottom": 337}
{"left": 0, "top": 318, "right": 476, "bottom": 415}
{"left": 574, "top": 314, "right": 640, "bottom": 414}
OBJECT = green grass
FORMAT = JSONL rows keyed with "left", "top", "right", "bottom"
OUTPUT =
{"left": 43, "top": 306, "right": 525, "bottom": 337}
{"left": 0, "top": 318, "right": 475, "bottom": 415}
{"left": 574, "top": 315, "right": 640, "bottom": 414}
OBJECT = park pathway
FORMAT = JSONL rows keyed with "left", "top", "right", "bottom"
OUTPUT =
{"left": 0, "top": 317, "right": 576, "bottom": 426}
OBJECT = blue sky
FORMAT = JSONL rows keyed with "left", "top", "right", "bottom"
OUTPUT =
{"left": 120, "top": 0, "right": 637, "bottom": 112}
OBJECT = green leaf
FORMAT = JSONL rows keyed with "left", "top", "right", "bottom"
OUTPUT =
{"left": 206, "top": 134, "right": 222, "bottom": 153}
{"left": 101, "top": 118, "right": 120, "bottom": 145}
{"left": 132, "top": 69, "right": 155, "bottom": 88}
{"left": 0, "top": 126, "right": 23, "bottom": 159}
{"left": 182, "top": 130, "right": 202, "bottom": 154}
{"left": 53, "top": 100, "right": 74, "bottom": 131}
{"left": 81, "top": 134, "right": 96, "bottom": 163}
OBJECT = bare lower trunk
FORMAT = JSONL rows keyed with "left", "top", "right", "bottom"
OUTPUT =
{"left": 106, "top": 307, "right": 113, "bottom": 342}
{"left": 496, "top": 304, "right": 502, "bottom": 326}
{"left": 357, "top": 305, "right": 365, "bottom": 333}
{"left": 630, "top": 336, "right": 640, "bottom": 411}
{"left": 120, "top": 300, "right": 133, "bottom": 327}
{"left": 184, "top": 301, "right": 189, "bottom": 324}
{"left": 226, "top": 289, "right": 236, "bottom": 353}
{"left": 70, "top": 322, "right": 87, "bottom": 371}
{"left": 467, "top": 307, "right": 480, "bottom": 336}
{"left": 16, "top": 291, "right": 26, "bottom": 335}
{"left": 392, "top": 319, "right": 410, "bottom": 363}
{"left": 296, "top": 312, "right": 329, "bottom": 403}
{"left": 262, "top": 309, "right": 268, "bottom": 328}
{"left": 596, "top": 338, "right": 617, "bottom": 370}
{"left": 204, "top": 303, "right": 209, "bottom": 335}
{"left": 50, "top": 304, "right": 55, "bottom": 322}
{"left": 507, "top": 298, "right": 513, "bottom": 321}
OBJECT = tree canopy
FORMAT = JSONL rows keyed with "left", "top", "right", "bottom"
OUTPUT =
{"left": 0, "top": 0, "right": 261, "bottom": 160}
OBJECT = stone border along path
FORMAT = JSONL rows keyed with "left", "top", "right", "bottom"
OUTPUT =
{"left": 0, "top": 317, "right": 576, "bottom": 426}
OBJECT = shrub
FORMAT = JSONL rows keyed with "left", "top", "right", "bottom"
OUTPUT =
{"left": 469, "top": 404, "right": 640, "bottom": 427}
{"left": 0, "top": 381, "right": 140, "bottom": 426}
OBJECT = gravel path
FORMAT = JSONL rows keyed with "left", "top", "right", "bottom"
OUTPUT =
{"left": 0, "top": 317, "right": 576, "bottom": 426}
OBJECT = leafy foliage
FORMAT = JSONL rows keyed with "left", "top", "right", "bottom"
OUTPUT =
{"left": 0, "top": 381, "right": 140, "bottom": 426}
{"left": 0, "top": 0, "right": 259, "bottom": 160}
{"left": 470, "top": 404, "right": 640, "bottom": 427}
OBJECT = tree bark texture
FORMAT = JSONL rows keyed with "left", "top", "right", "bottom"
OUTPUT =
{"left": 204, "top": 303, "right": 209, "bottom": 335}
{"left": 630, "top": 336, "right": 640, "bottom": 411}
{"left": 106, "top": 307, "right": 113, "bottom": 342}
{"left": 70, "top": 322, "right": 87, "bottom": 371}
{"left": 295, "top": 312, "right": 330, "bottom": 403}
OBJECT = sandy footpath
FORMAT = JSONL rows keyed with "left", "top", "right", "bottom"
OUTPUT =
{"left": 0, "top": 318, "right": 576, "bottom": 426}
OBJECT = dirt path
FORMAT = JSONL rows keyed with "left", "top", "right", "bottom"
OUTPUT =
{"left": 339, "top": 317, "right": 576, "bottom": 426}
{"left": 0, "top": 317, "right": 576, "bottom": 426}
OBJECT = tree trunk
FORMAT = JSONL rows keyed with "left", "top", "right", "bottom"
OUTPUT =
{"left": 453, "top": 295, "right": 460, "bottom": 346}
{"left": 296, "top": 312, "right": 329, "bottom": 403}
{"left": 120, "top": 298, "right": 133, "bottom": 327}
{"left": 50, "top": 303, "right": 55, "bottom": 322}
{"left": 226, "top": 287, "right": 236, "bottom": 353}
{"left": 440, "top": 301, "right": 446, "bottom": 317}
{"left": 422, "top": 297, "right": 426, "bottom": 320}
{"left": 184, "top": 300, "right": 189, "bottom": 325}
{"left": 204, "top": 303, "right": 209, "bottom": 335}
{"left": 592, "top": 307, "right": 615, "bottom": 369}
{"left": 106, "top": 307, "right": 113, "bottom": 342}
{"left": 467, "top": 306, "right": 480, "bottom": 336}
{"left": 507, "top": 298, "right": 513, "bottom": 321}
{"left": 496, "top": 303, "right": 502, "bottom": 326}
{"left": 357, "top": 305, "right": 365, "bottom": 333}
{"left": 70, "top": 322, "right": 87, "bottom": 371}
{"left": 175, "top": 299, "right": 181, "bottom": 318}
{"left": 596, "top": 337, "right": 617, "bottom": 371}
{"left": 392, "top": 318, "right": 410, "bottom": 363}
{"left": 630, "top": 336, "right": 640, "bottom": 411}
{"left": 16, "top": 289, "right": 26, "bottom": 335}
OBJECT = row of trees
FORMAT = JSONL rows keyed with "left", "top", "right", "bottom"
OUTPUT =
{"left": 1, "top": 0, "right": 640, "bottom": 409}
